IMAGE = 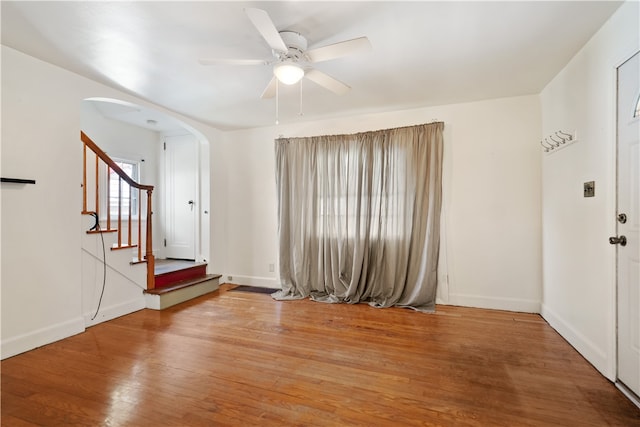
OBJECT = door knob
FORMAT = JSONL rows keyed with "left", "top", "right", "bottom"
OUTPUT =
{"left": 609, "top": 235, "right": 627, "bottom": 246}
{"left": 188, "top": 200, "right": 194, "bottom": 211}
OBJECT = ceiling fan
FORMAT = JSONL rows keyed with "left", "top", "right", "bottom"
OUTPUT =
{"left": 199, "top": 8, "right": 371, "bottom": 99}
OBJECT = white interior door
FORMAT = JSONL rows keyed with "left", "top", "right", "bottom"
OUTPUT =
{"left": 616, "top": 51, "right": 640, "bottom": 398}
{"left": 164, "top": 135, "right": 197, "bottom": 260}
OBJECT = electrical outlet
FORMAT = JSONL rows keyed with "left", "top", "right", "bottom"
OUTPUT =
{"left": 227, "top": 275, "right": 233, "bottom": 281}
{"left": 269, "top": 263, "right": 275, "bottom": 273}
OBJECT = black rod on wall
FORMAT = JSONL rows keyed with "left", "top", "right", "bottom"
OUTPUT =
{"left": 1, "top": 178, "right": 36, "bottom": 184}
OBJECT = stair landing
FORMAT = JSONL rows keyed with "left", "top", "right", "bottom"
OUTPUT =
{"left": 144, "top": 259, "right": 220, "bottom": 310}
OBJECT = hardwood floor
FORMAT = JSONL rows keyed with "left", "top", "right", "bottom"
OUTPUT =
{"left": 2, "top": 285, "right": 639, "bottom": 426}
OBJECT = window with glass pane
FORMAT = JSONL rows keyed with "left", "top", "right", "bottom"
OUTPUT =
{"left": 109, "top": 160, "right": 139, "bottom": 218}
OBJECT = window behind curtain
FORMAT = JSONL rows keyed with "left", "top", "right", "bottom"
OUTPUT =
{"left": 315, "top": 140, "right": 407, "bottom": 240}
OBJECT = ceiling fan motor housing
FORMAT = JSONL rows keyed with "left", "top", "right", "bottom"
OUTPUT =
{"left": 277, "top": 31, "right": 308, "bottom": 61}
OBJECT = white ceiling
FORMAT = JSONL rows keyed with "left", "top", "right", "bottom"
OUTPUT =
{"left": 1, "top": 1, "right": 622, "bottom": 131}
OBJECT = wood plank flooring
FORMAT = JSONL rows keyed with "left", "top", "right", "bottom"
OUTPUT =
{"left": 2, "top": 285, "right": 639, "bottom": 426}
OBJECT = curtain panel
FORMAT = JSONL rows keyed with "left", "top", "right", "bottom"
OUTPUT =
{"left": 273, "top": 122, "right": 443, "bottom": 311}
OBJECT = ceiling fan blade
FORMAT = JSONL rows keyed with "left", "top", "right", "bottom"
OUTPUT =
{"left": 244, "top": 8, "right": 288, "bottom": 53}
{"left": 199, "top": 58, "right": 268, "bottom": 66}
{"left": 305, "top": 69, "right": 350, "bottom": 95}
{"left": 261, "top": 76, "right": 277, "bottom": 99}
{"left": 305, "top": 37, "right": 371, "bottom": 63}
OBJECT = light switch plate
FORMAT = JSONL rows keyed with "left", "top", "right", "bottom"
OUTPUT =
{"left": 584, "top": 181, "right": 595, "bottom": 197}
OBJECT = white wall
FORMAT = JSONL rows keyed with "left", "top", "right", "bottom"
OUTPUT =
{"left": 539, "top": 0, "right": 639, "bottom": 380}
{"left": 222, "top": 95, "right": 543, "bottom": 312}
{"left": 81, "top": 102, "right": 161, "bottom": 176}
{"left": 81, "top": 218, "right": 148, "bottom": 327}
{"left": 1, "top": 46, "right": 85, "bottom": 358}
{"left": 0, "top": 45, "right": 226, "bottom": 359}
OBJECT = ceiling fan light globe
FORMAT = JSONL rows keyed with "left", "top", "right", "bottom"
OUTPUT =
{"left": 274, "top": 62, "right": 304, "bottom": 85}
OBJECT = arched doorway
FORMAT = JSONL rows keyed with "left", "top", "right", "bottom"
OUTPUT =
{"left": 81, "top": 97, "right": 212, "bottom": 323}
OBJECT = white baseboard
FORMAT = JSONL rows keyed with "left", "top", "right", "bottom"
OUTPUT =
{"left": 84, "top": 296, "right": 146, "bottom": 327}
{"left": 446, "top": 293, "right": 541, "bottom": 313}
{"left": 616, "top": 381, "right": 640, "bottom": 409}
{"left": 541, "top": 303, "right": 611, "bottom": 380}
{"left": 222, "top": 274, "right": 280, "bottom": 289}
{"left": 1, "top": 317, "right": 85, "bottom": 360}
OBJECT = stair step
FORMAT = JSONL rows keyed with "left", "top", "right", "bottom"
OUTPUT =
{"left": 86, "top": 229, "right": 118, "bottom": 234}
{"left": 154, "top": 261, "right": 208, "bottom": 288}
{"left": 144, "top": 274, "right": 221, "bottom": 310}
{"left": 145, "top": 274, "right": 221, "bottom": 295}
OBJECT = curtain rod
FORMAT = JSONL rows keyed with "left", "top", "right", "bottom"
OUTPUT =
{"left": 276, "top": 120, "right": 444, "bottom": 141}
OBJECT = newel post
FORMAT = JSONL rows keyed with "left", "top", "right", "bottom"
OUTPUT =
{"left": 145, "top": 188, "right": 155, "bottom": 290}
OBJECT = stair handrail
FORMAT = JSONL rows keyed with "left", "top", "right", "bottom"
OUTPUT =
{"left": 81, "top": 132, "right": 153, "bottom": 192}
{"left": 81, "top": 131, "right": 156, "bottom": 290}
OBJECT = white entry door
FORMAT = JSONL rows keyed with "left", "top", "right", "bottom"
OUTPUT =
{"left": 164, "top": 135, "right": 197, "bottom": 260}
{"left": 616, "top": 51, "right": 640, "bottom": 398}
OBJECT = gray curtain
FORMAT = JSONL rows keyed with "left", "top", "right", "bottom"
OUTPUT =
{"left": 273, "top": 122, "right": 443, "bottom": 312}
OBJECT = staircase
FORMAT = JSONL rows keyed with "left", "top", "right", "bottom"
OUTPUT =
{"left": 81, "top": 131, "right": 220, "bottom": 312}
{"left": 144, "top": 260, "right": 221, "bottom": 310}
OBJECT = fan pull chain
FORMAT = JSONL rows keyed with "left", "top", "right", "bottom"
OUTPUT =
{"left": 299, "top": 78, "right": 304, "bottom": 116}
{"left": 275, "top": 78, "right": 279, "bottom": 125}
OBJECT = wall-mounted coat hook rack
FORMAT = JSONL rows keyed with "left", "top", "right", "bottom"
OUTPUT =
{"left": 540, "top": 130, "right": 578, "bottom": 154}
